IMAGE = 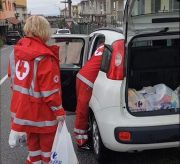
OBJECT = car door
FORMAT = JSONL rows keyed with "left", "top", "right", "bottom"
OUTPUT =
{"left": 49, "top": 33, "right": 105, "bottom": 112}
{"left": 87, "top": 33, "right": 106, "bottom": 59}
{"left": 49, "top": 35, "right": 89, "bottom": 112}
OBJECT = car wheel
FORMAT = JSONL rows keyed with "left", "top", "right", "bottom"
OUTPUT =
{"left": 91, "top": 115, "right": 107, "bottom": 161}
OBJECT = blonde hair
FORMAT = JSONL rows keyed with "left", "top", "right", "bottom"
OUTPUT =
{"left": 23, "top": 16, "right": 51, "bottom": 42}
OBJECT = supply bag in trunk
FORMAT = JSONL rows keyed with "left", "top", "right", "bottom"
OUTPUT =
{"left": 126, "top": 33, "right": 180, "bottom": 115}
{"left": 128, "top": 84, "right": 180, "bottom": 112}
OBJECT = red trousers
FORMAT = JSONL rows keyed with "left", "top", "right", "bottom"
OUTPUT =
{"left": 74, "top": 78, "right": 92, "bottom": 146}
{"left": 26, "top": 132, "right": 55, "bottom": 164}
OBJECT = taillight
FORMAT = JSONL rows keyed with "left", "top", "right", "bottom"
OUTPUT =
{"left": 118, "top": 131, "right": 131, "bottom": 142}
{"left": 107, "top": 39, "right": 125, "bottom": 80}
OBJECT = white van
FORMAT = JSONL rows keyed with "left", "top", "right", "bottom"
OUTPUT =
{"left": 88, "top": 0, "right": 180, "bottom": 160}
{"left": 50, "top": 0, "right": 180, "bottom": 161}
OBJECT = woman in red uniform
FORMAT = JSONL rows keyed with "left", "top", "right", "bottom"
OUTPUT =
{"left": 8, "top": 16, "right": 65, "bottom": 164}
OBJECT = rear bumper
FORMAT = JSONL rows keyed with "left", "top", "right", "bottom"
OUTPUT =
{"left": 115, "top": 124, "right": 180, "bottom": 144}
{"left": 91, "top": 105, "right": 180, "bottom": 152}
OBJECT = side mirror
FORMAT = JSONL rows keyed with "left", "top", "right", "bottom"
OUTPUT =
{"left": 100, "top": 44, "right": 112, "bottom": 73}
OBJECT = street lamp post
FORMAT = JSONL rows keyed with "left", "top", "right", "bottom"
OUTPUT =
{"left": 68, "top": 0, "right": 72, "bottom": 18}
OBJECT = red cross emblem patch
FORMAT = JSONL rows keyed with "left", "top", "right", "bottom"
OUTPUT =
{"left": 15, "top": 60, "right": 30, "bottom": 80}
{"left": 94, "top": 45, "right": 104, "bottom": 56}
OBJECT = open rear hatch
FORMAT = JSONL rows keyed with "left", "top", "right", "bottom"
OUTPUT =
{"left": 124, "top": 0, "right": 180, "bottom": 116}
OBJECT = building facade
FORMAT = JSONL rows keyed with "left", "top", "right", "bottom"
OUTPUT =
{"left": 61, "top": 0, "right": 125, "bottom": 26}
{"left": 74, "top": 0, "right": 178, "bottom": 26}
{"left": 72, "top": 4, "right": 79, "bottom": 21}
{"left": 60, "top": 7, "right": 69, "bottom": 18}
{"left": 105, "top": 0, "right": 124, "bottom": 26}
{"left": 15, "top": 0, "right": 27, "bottom": 25}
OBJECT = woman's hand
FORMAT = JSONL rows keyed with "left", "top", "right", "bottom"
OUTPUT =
{"left": 56, "top": 115, "right": 66, "bottom": 123}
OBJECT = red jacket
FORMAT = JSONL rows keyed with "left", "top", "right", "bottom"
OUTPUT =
{"left": 77, "top": 44, "right": 104, "bottom": 87}
{"left": 8, "top": 37, "right": 65, "bottom": 133}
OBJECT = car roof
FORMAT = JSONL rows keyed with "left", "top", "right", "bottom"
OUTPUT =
{"left": 90, "top": 28, "right": 124, "bottom": 45}
{"left": 93, "top": 27, "right": 123, "bottom": 34}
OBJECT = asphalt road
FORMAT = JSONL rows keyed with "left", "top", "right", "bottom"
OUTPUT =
{"left": 0, "top": 45, "right": 179, "bottom": 164}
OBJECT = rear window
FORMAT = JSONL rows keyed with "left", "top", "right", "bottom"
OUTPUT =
{"left": 132, "top": 38, "right": 180, "bottom": 47}
{"left": 57, "top": 29, "right": 70, "bottom": 33}
{"left": 131, "top": 0, "right": 180, "bottom": 16}
{"left": 48, "top": 38, "right": 84, "bottom": 67}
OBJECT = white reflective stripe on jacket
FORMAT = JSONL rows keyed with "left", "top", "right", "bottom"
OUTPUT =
{"left": 74, "top": 128, "right": 88, "bottom": 134}
{"left": 13, "top": 84, "right": 60, "bottom": 98}
{"left": 9, "top": 50, "right": 15, "bottom": 86}
{"left": 75, "top": 134, "right": 88, "bottom": 140}
{"left": 29, "top": 150, "right": 51, "bottom": 158}
{"left": 76, "top": 73, "right": 94, "bottom": 88}
{"left": 29, "top": 150, "right": 41, "bottom": 157}
{"left": 41, "top": 151, "right": 51, "bottom": 158}
{"left": 11, "top": 112, "right": 58, "bottom": 127}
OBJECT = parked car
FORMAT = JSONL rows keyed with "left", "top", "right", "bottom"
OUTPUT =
{"left": 6, "top": 31, "right": 22, "bottom": 45}
{"left": 55, "top": 28, "right": 71, "bottom": 35}
{"left": 50, "top": 0, "right": 180, "bottom": 161}
{"left": 89, "top": 0, "right": 179, "bottom": 160}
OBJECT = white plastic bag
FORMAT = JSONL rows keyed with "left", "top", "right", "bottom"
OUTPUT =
{"left": 145, "top": 84, "right": 174, "bottom": 110}
{"left": 8, "top": 129, "right": 27, "bottom": 148}
{"left": 128, "top": 89, "right": 148, "bottom": 112}
{"left": 50, "top": 122, "right": 79, "bottom": 164}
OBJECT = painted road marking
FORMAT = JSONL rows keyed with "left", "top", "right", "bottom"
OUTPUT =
{"left": 0, "top": 74, "right": 8, "bottom": 85}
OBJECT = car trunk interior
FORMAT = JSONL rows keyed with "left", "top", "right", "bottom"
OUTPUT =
{"left": 126, "top": 32, "right": 180, "bottom": 116}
